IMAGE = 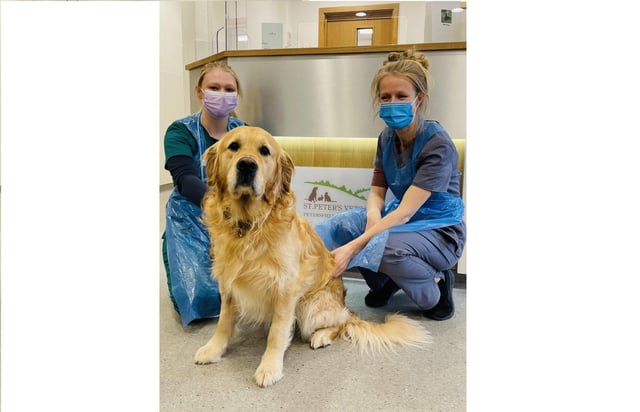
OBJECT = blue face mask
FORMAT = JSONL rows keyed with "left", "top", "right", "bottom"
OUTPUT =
{"left": 379, "top": 98, "right": 417, "bottom": 129}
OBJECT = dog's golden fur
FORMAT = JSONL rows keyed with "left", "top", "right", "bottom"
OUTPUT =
{"left": 194, "top": 126, "right": 429, "bottom": 387}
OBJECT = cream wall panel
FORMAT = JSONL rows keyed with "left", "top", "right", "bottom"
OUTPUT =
{"left": 160, "top": 1, "right": 192, "bottom": 186}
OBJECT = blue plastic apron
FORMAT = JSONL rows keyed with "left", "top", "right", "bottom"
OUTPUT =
{"left": 164, "top": 113, "right": 220, "bottom": 326}
{"left": 165, "top": 113, "right": 220, "bottom": 326}
{"left": 315, "top": 121, "right": 464, "bottom": 272}
{"left": 164, "top": 115, "right": 247, "bottom": 326}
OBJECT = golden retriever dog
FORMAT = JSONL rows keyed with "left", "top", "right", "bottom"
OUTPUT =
{"left": 194, "top": 126, "right": 429, "bottom": 387}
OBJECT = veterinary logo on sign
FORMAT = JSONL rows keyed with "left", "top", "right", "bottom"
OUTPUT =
{"left": 291, "top": 167, "right": 372, "bottom": 225}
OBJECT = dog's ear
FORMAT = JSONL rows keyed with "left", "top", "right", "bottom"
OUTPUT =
{"left": 279, "top": 150, "right": 295, "bottom": 194}
{"left": 264, "top": 149, "right": 295, "bottom": 205}
{"left": 203, "top": 143, "right": 220, "bottom": 190}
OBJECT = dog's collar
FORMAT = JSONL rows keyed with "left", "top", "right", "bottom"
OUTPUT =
{"left": 236, "top": 220, "right": 252, "bottom": 237}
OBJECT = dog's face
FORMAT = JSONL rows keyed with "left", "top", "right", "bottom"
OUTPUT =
{"left": 204, "top": 126, "right": 294, "bottom": 204}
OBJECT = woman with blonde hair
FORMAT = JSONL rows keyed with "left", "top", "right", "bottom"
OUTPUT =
{"left": 316, "top": 48, "right": 465, "bottom": 321}
{"left": 162, "top": 61, "right": 248, "bottom": 326}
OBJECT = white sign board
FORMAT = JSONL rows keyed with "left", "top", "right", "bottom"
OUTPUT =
{"left": 291, "top": 167, "right": 372, "bottom": 226}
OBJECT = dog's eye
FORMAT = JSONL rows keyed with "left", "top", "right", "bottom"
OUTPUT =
{"left": 259, "top": 146, "right": 270, "bottom": 156}
{"left": 228, "top": 141, "right": 240, "bottom": 151}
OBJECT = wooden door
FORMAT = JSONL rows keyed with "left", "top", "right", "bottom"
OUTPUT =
{"left": 319, "top": 3, "right": 399, "bottom": 47}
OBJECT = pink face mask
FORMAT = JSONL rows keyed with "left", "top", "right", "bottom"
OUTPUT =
{"left": 201, "top": 89, "right": 238, "bottom": 118}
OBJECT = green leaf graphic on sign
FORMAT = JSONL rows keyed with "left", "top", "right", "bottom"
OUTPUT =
{"left": 304, "top": 180, "right": 369, "bottom": 201}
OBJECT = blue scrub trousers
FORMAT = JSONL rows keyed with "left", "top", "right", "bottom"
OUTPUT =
{"left": 357, "top": 222, "right": 465, "bottom": 311}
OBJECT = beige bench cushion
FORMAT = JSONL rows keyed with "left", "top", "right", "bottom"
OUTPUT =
{"left": 275, "top": 136, "right": 465, "bottom": 189}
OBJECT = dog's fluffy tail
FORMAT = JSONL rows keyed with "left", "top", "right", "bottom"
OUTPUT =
{"left": 340, "top": 314, "right": 431, "bottom": 355}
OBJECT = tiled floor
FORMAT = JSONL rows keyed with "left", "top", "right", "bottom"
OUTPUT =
{"left": 159, "top": 187, "right": 466, "bottom": 411}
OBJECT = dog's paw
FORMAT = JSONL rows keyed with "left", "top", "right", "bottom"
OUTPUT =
{"left": 254, "top": 362, "right": 284, "bottom": 387}
{"left": 310, "top": 329, "right": 334, "bottom": 349}
{"left": 194, "top": 344, "right": 224, "bottom": 365}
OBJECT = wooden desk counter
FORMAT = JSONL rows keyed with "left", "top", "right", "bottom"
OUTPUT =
{"left": 185, "top": 42, "right": 466, "bottom": 71}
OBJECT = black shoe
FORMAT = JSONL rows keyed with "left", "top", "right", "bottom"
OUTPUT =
{"left": 423, "top": 269, "right": 455, "bottom": 321}
{"left": 365, "top": 279, "right": 400, "bottom": 308}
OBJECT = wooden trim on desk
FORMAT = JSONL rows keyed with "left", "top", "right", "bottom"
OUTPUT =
{"left": 185, "top": 42, "right": 466, "bottom": 71}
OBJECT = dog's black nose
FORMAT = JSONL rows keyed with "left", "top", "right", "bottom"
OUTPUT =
{"left": 237, "top": 158, "right": 258, "bottom": 173}
{"left": 236, "top": 158, "right": 258, "bottom": 186}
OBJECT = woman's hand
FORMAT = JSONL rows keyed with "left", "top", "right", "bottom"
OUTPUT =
{"left": 330, "top": 242, "right": 360, "bottom": 277}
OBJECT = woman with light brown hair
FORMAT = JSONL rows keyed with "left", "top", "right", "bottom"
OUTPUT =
{"left": 162, "top": 61, "right": 248, "bottom": 326}
{"left": 316, "top": 48, "right": 465, "bottom": 320}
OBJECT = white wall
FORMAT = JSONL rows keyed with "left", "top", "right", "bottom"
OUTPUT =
{"left": 245, "top": 1, "right": 288, "bottom": 51}
{"left": 428, "top": 1, "right": 466, "bottom": 42}
{"left": 243, "top": 1, "right": 431, "bottom": 50}
{"left": 160, "top": 2, "right": 194, "bottom": 186}
{"left": 191, "top": 1, "right": 460, "bottom": 54}
{"left": 400, "top": 2, "right": 428, "bottom": 44}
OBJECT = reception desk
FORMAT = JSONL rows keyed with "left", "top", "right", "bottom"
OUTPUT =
{"left": 185, "top": 43, "right": 466, "bottom": 140}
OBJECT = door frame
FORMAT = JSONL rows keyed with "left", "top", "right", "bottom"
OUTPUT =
{"left": 318, "top": 3, "right": 399, "bottom": 47}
